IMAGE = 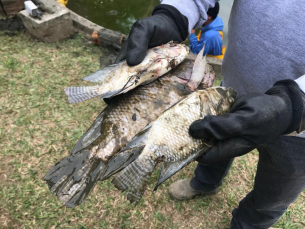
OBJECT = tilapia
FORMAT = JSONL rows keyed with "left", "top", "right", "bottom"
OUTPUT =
{"left": 44, "top": 47, "right": 212, "bottom": 208}
{"left": 112, "top": 87, "right": 236, "bottom": 203}
{"left": 64, "top": 42, "right": 189, "bottom": 104}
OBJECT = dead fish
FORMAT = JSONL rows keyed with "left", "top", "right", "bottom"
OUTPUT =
{"left": 112, "top": 86, "right": 236, "bottom": 204}
{"left": 64, "top": 42, "right": 189, "bottom": 104}
{"left": 44, "top": 47, "right": 211, "bottom": 208}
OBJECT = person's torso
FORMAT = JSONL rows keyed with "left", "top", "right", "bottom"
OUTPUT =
{"left": 198, "top": 16, "right": 225, "bottom": 57}
{"left": 222, "top": 0, "right": 305, "bottom": 96}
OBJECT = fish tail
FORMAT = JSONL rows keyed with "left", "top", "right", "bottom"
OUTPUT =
{"left": 101, "top": 146, "right": 144, "bottom": 181}
{"left": 44, "top": 150, "right": 106, "bottom": 208}
{"left": 112, "top": 156, "right": 155, "bottom": 204}
{"left": 102, "top": 123, "right": 152, "bottom": 182}
{"left": 64, "top": 86, "right": 101, "bottom": 104}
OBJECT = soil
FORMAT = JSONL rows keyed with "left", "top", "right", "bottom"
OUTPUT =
{"left": 0, "top": 16, "right": 24, "bottom": 31}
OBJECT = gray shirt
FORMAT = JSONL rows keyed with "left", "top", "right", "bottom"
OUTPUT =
{"left": 161, "top": 0, "right": 305, "bottom": 96}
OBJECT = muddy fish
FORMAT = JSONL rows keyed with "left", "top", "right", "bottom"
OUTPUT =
{"left": 64, "top": 42, "right": 189, "bottom": 104}
{"left": 44, "top": 48, "right": 212, "bottom": 208}
{"left": 112, "top": 87, "right": 236, "bottom": 203}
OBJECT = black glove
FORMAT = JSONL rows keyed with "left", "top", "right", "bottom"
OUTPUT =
{"left": 114, "top": 4, "right": 189, "bottom": 66}
{"left": 189, "top": 80, "right": 305, "bottom": 163}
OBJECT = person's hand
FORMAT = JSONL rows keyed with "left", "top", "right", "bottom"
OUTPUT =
{"left": 189, "top": 80, "right": 305, "bottom": 163}
{"left": 114, "top": 4, "right": 189, "bottom": 66}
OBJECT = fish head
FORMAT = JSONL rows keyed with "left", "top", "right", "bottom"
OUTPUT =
{"left": 159, "top": 59, "right": 192, "bottom": 85}
{"left": 119, "top": 43, "right": 190, "bottom": 95}
{"left": 200, "top": 87, "right": 237, "bottom": 116}
{"left": 152, "top": 42, "right": 189, "bottom": 68}
{"left": 154, "top": 42, "right": 189, "bottom": 57}
{"left": 213, "top": 87, "right": 236, "bottom": 115}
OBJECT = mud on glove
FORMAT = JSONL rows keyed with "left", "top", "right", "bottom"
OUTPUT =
{"left": 114, "top": 4, "right": 189, "bottom": 66}
{"left": 189, "top": 80, "right": 305, "bottom": 163}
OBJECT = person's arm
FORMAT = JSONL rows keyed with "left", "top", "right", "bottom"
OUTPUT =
{"left": 189, "top": 32, "right": 202, "bottom": 54}
{"left": 189, "top": 32, "right": 214, "bottom": 55}
{"left": 114, "top": 0, "right": 219, "bottom": 66}
{"left": 161, "top": 0, "right": 220, "bottom": 33}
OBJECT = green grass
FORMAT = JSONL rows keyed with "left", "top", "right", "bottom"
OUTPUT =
{"left": 0, "top": 31, "right": 304, "bottom": 229}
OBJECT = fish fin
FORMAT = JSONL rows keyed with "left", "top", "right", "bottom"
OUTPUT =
{"left": 64, "top": 85, "right": 101, "bottom": 104}
{"left": 98, "top": 89, "right": 122, "bottom": 99}
{"left": 157, "top": 95, "right": 190, "bottom": 117}
{"left": 71, "top": 110, "right": 106, "bottom": 154}
{"left": 44, "top": 150, "right": 107, "bottom": 208}
{"left": 112, "top": 157, "right": 156, "bottom": 204}
{"left": 186, "top": 44, "right": 207, "bottom": 91}
{"left": 100, "top": 146, "right": 144, "bottom": 181}
{"left": 82, "top": 70, "right": 109, "bottom": 83}
{"left": 82, "top": 63, "right": 122, "bottom": 83}
{"left": 297, "top": 130, "right": 305, "bottom": 138}
{"left": 121, "top": 123, "right": 152, "bottom": 151}
{"left": 153, "top": 141, "right": 214, "bottom": 191}
{"left": 110, "top": 124, "right": 155, "bottom": 204}
{"left": 153, "top": 153, "right": 199, "bottom": 191}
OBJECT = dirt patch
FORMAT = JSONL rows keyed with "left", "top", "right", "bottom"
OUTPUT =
{"left": 0, "top": 16, "right": 24, "bottom": 31}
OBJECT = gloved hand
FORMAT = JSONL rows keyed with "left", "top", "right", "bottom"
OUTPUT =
{"left": 114, "top": 4, "right": 189, "bottom": 66}
{"left": 189, "top": 80, "right": 305, "bottom": 163}
{"left": 104, "top": 4, "right": 189, "bottom": 105}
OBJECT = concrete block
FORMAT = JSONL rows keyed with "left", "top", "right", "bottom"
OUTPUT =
{"left": 19, "top": 1, "right": 74, "bottom": 43}
{"left": 38, "top": 0, "right": 58, "bottom": 12}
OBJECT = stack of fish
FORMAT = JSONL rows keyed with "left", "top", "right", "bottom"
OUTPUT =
{"left": 44, "top": 42, "right": 236, "bottom": 207}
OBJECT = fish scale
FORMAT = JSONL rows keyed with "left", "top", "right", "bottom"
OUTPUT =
{"left": 112, "top": 87, "right": 237, "bottom": 204}
{"left": 44, "top": 50, "right": 214, "bottom": 207}
{"left": 145, "top": 94, "right": 203, "bottom": 161}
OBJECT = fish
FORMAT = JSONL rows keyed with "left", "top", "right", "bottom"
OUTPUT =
{"left": 64, "top": 42, "right": 189, "bottom": 104}
{"left": 112, "top": 86, "right": 237, "bottom": 204}
{"left": 44, "top": 47, "right": 212, "bottom": 208}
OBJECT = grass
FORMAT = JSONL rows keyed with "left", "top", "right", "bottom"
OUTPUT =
{"left": 0, "top": 31, "right": 304, "bottom": 229}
